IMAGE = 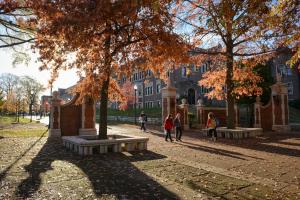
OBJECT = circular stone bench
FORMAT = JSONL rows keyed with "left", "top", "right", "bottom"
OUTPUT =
{"left": 62, "top": 134, "right": 149, "bottom": 156}
{"left": 201, "top": 127, "right": 263, "bottom": 139}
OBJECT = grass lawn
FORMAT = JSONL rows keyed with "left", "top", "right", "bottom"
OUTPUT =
{"left": 0, "top": 115, "right": 32, "bottom": 124}
{"left": 0, "top": 128, "right": 48, "bottom": 137}
{"left": 0, "top": 115, "right": 48, "bottom": 137}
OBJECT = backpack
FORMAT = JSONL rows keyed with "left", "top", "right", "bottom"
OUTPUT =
{"left": 144, "top": 115, "right": 148, "bottom": 122}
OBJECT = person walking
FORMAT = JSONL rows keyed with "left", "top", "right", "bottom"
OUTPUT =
{"left": 206, "top": 112, "right": 217, "bottom": 141}
{"left": 139, "top": 111, "right": 147, "bottom": 132}
{"left": 164, "top": 114, "right": 173, "bottom": 142}
{"left": 173, "top": 113, "right": 182, "bottom": 141}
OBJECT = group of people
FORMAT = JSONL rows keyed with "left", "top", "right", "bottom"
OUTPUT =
{"left": 163, "top": 112, "right": 218, "bottom": 142}
{"left": 139, "top": 110, "right": 218, "bottom": 142}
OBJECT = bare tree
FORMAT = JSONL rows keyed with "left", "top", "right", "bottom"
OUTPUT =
{"left": 0, "top": 0, "right": 35, "bottom": 48}
{"left": 0, "top": 73, "right": 18, "bottom": 98}
{"left": 21, "top": 76, "right": 44, "bottom": 122}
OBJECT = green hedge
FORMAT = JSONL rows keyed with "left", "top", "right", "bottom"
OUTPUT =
{"left": 96, "top": 107, "right": 162, "bottom": 118}
{"left": 289, "top": 99, "right": 300, "bottom": 110}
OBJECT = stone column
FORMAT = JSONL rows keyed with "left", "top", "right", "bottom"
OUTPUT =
{"left": 161, "top": 79, "right": 176, "bottom": 125}
{"left": 49, "top": 91, "right": 62, "bottom": 137}
{"left": 79, "top": 96, "right": 97, "bottom": 135}
{"left": 196, "top": 99, "right": 204, "bottom": 129}
{"left": 270, "top": 82, "right": 290, "bottom": 132}
{"left": 254, "top": 96, "right": 262, "bottom": 128}
{"left": 234, "top": 104, "right": 240, "bottom": 127}
{"left": 179, "top": 100, "right": 189, "bottom": 130}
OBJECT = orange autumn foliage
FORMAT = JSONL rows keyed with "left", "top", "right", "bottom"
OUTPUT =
{"left": 28, "top": 0, "right": 189, "bottom": 137}
{"left": 173, "top": 0, "right": 279, "bottom": 128}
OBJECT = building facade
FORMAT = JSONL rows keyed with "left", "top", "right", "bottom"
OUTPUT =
{"left": 271, "top": 50, "right": 300, "bottom": 101}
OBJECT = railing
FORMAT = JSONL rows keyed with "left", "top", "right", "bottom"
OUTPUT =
{"left": 289, "top": 106, "right": 300, "bottom": 124}
{"left": 105, "top": 116, "right": 162, "bottom": 125}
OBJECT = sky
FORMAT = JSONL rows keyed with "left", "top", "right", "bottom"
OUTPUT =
{"left": 0, "top": 49, "right": 79, "bottom": 96}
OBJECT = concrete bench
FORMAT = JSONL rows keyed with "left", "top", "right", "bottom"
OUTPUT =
{"left": 62, "top": 134, "right": 149, "bottom": 156}
{"left": 201, "top": 127, "right": 262, "bottom": 139}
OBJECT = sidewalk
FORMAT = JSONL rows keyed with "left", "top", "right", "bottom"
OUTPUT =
{"left": 109, "top": 124, "right": 300, "bottom": 199}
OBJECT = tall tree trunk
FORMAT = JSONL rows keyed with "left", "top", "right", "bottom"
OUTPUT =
{"left": 226, "top": 43, "right": 235, "bottom": 129}
{"left": 98, "top": 23, "right": 111, "bottom": 139}
{"left": 98, "top": 76, "right": 110, "bottom": 139}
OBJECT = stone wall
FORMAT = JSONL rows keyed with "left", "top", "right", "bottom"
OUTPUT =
{"left": 254, "top": 81, "right": 290, "bottom": 132}
{"left": 49, "top": 92, "right": 96, "bottom": 137}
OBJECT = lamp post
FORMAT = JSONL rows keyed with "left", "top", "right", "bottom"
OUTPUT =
{"left": 134, "top": 84, "right": 137, "bottom": 125}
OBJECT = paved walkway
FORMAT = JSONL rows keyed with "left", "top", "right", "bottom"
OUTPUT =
{"left": 0, "top": 124, "right": 300, "bottom": 199}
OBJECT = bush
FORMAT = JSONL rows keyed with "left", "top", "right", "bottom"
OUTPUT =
{"left": 97, "top": 107, "right": 162, "bottom": 118}
{"left": 289, "top": 99, "right": 300, "bottom": 110}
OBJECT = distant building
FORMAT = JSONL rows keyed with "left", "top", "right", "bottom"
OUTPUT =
{"left": 270, "top": 49, "right": 300, "bottom": 101}
{"left": 51, "top": 49, "right": 299, "bottom": 110}
{"left": 40, "top": 95, "right": 51, "bottom": 114}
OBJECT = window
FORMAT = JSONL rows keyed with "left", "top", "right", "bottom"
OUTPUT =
{"left": 145, "top": 86, "right": 153, "bottom": 96}
{"left": 190, "top": 63, "right": 196, "bottom": 72}
{"left": 138, "top": 103, "right": 143, "bottom": 108}
{"left": 122, "top": 76, "right": 126, "bottom": 83}
{"left": 146, "top": 69, "right": 152, "bottom": 77}
{"left": 157, "top": 100, "right": 161, "bottom": 107}
{"left": 136, "top": 84, "right": 142, "bottom": 97}
{"left": 145, "top": 82, "right": 153, "bottom": 96}
{"left": 287, "top": 82, "right": 293, "bottom": 95}
{"left": 182, "top": 67, "right": 187, "bottom": 77}
{"left": 200, "top": 85, "right": 208, "bottom": 94}
{"left": 156, "top": 83, "right": 161, "bottom": 94}
{"left": 133, "top": 73, "right": 138, "bottom": 81}
{"left": 278, "top": 64, "right": 292, "bottom": 76}
{"left": 145, "top": 101, "right": 153, "bottom": 108}
{"left": 139, "top": 72, "right": 143, "bottom": 80}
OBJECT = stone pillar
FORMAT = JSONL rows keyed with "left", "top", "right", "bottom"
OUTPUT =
{"left": 270, "top": 82, "right": 290, "bottom": 132}
{"left": 196, "top": 99, "right": 204, "bottom": 129}
{"left": 179, "top": 100, "right": 189, "bottom": 130}
{"left": 49, "top": 91, "right": 62, "bottom": 137}
{"left": 254, "top": 96, "right": 262, "bottom": 128}
{"left": 234, "top": 104, "right": 240, "bottom": 127}
{"left": 161, "top": 78, "right": 176, "bottom": 125}
{"left": 79, "top": 96, "right": 97, "bottom": 135}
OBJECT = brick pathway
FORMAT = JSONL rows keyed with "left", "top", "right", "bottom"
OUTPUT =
{"left": 0, "top": 124, "right": 299, "bottom": 199}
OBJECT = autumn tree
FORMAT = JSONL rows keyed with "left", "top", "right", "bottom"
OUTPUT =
{"left": 21, "top": 76, "right": 44, "bottom": 122}
{"left": 174, "top": 0, "right": 280, "bottom": 128}
{"left": 30, "top": 0, "right": 188, "bottom": 139}
{"left": 271, "top": 0, "right": 300, "bottom": 70}
{"left": 0, "top": 73, "right": 18, "bottom": 97}
{"left": 118, "top": 81, "right": 135, "bottom": 110}
{"left": 2, "top": 76, "right": 25, "bottom": 121}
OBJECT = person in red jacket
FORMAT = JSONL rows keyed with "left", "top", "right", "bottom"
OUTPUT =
{"left": 206, "top": 112, "right": 217, "bottom": 141}
{"left": 164, "top": 114, "right": 173, "bottom": 142}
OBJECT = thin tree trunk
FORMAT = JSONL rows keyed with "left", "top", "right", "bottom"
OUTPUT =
{"left": 226, "top": 43, "right": 235, "bottom": 129}
{"left": 29, "top": 104, "right": 32, "bottom": 122}
{"left": 15, "top": 107, "right": 18, "bottom": 122}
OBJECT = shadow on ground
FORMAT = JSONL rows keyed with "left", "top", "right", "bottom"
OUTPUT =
{"left": 0, "top": 129, "right": 48, "bottom": 183}
{"left": 13, "top": 137, "right": 179, "bottom": 199}
{"left": 184, "top": 130, "right": 300, "bottom": 157}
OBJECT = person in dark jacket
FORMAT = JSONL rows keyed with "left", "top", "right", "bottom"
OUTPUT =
{"left": 139, "top": 111, "right": 147, "bottom": 132}
{"left": 173, "top": 113, "right": 182, "bottom": 141}
{"left": 164, "top": 114, "right": 173, "bottom": 142}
